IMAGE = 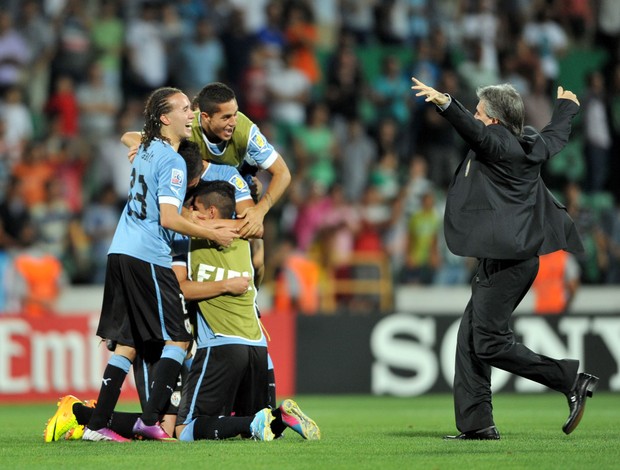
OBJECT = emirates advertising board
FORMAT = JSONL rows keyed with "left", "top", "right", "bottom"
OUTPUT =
{"left": 0, "top": 312, "right": 295, "bottom": 402}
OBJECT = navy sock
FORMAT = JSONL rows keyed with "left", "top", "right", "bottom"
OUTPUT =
{"left": 271, "top": 408, "right": 286, "bottom": 437}
{"left": 109, "top": 411, "right": 142, "bottom": 439}
{"left": 140, "top": 357, "right": 182, "bottom": 425}
{"left": 87, "top": 360, "right": 129, "bottom": 430}
{"left": 73, "top": 403, "right": 93, "bottom": 425}
{"left": 267, "top": 368, "right": 276, "bottom": 409}
{"left": 74, "top": 402, "right": 141, "bottom": 439}
{"left": 193, "top": 416, "right": 253, "bottom": 440}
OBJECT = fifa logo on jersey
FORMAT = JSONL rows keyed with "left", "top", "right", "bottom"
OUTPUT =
{"left": 229, "top": 175, "right": 245, "bottom": 190}
{"left": 196, "top": 263, "right": 252, "bottom": 290}
{"left": 254, "top": 133, "right": 265, "bottom": 147}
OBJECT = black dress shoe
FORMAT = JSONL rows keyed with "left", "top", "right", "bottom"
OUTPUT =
{"left": 444, "top": 425, "right": 500, "bottom": 440}
{"left": 563, "top": 372, "right": 599, "bottom": 434}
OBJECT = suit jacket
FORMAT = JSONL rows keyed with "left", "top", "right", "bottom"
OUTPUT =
{"left": 441, "top": 98, "right": 584, "bottom": 260}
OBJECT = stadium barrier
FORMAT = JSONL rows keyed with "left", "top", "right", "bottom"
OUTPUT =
{"left": 1, "top": 286, "right": 619, "bottom": 401}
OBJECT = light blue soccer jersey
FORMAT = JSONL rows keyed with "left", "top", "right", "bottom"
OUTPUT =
{"left": 200, "top": 163, "right": 253, "bottom": 204}
{"left": 204, "top": 124, "right": 278, "bottom": 170}
{"left": 109, "top": 139, "right": 187, "bottom": 267}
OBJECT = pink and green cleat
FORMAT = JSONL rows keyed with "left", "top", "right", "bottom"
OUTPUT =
{"left": 279, "top": 399, "right": 320, "bottom": 440}
{"left": 132, "top": 418, "right": 176, "bottom": 441}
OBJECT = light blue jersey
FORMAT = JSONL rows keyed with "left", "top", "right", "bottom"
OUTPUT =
{"left": 200, "top": 163, "right": 252, "bottom": 204}
{"left": 203, "top": 124, "right": 278, "bottom": 170}
{"left": 109, "top": 139, "right": 187, "bottom": 267}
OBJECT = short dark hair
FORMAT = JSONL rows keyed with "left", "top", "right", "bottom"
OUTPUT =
{"left": 192, "top": 180, "right": 236, "bottom": 219}
{"left": 477, "top": 83, "right": 524, "bottom": 136}
{"left": 194, "top": 82, "right": 236, "bottom": 116}
{"left": 177, "top": 140, "right": 204, "bottom": 186}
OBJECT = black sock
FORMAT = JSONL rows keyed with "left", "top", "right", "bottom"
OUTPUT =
{"left": 193, "top": 416, "right": 253, "bottom": 440}
{"left": 270, "top": 408, "right": 286, "bottom": 437}
{"left": 87, "top": 364, "right": 127, "bottom": 430}
{"left": 73, "top": 403, "right": 140, "bottom": 440}
{"left": 267, "top": 368, "right": 277, "bottom": 409}
{"left": 140, "top": 358, "right": 182, "bottom": 425}
{"left": 109, "top": 411, "right": 141, "bottom": 439}
{"left": 73, "top": 403, "right": 94, "bottom": 425}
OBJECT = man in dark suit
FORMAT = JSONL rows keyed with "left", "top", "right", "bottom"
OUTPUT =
{"left": 411, "top": 77, "right": 599, "bottom": 440}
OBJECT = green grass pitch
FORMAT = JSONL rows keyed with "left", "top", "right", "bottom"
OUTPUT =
{"left": 1, "top": 393, "right": 618, "bottom": 469}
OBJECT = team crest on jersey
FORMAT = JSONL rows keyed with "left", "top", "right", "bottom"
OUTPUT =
{"left": 229, "top": 174, "right": 245, "bottom": 190}
{"left": 171, "top": 168, "right": 184, "bottom": 186}
{"left": 170, "top": 391, "right": 181, "bottom": 407}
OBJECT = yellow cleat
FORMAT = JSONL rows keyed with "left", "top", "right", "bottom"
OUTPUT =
{"left": 65, "top": 399, "right": 97, "bottom": 440}
{"left": 43, "top": 395, "right": 82, "bottom": 442}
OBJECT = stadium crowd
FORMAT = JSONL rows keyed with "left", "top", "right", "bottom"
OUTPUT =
{"left": 0, "top": 0, "right": 620, "bottom": 315}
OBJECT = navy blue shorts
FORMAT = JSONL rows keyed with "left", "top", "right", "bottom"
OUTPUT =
{"left": 97, "top": 254, "right": 193, "bottom": 347}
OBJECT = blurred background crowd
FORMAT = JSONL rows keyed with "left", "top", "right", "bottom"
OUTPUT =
{"left": 0, "top": 0, "right": 619, "bottom": 316}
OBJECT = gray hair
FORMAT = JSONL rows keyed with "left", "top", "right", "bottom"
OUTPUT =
{"left": 477, "top": 83, "right": 524, "bottom": 136}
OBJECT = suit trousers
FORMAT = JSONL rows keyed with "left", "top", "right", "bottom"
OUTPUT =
{"left": 453, "top": 256, "right": 579, "bottom": 432}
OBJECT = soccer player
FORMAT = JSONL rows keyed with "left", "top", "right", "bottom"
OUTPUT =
{"left": 44, "top": 181, "right": 319, "bottom": 442}
{"left": 173, "top": 180, "right": 319, "bottom": 441}
{"left": 122, "top": 81, "right": 291, "bottom": 240}
{"left": 81, "top": 87, "right": 240, "bottom": 442}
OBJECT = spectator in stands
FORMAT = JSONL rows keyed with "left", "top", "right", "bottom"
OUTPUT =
{"left": 0, "top": 175, "right": 30, "bottom": 248}
{"left": 29, "top": 178, "right": 74, "bottom": 263}
{"left": 337, "top": 116, "right": 377, "bottom": 203}
{"left": 522, "top": 68, "right": 553, "bottom": 131}
{"left": 369, "top": 55, "right": 411, "bottom": 126}
{"left": 401, "top": 189, "right": 440, "bottom": 285}
{"left": 292, "top": 101, "right": 338, "bottom": 189}
{"left": 283, "top": 2, "right": 321, "bottom": 86}
{"left": 76, "top": 62, "right": 122, "bottom": 145}
{"left": 273, "top": 233, "right": 321, "bottom": 315}
{"left": 582, "top": 70, "right": 612, "bottom": 193}
{"left": 325, "top": 31, "right": 365, "bottom": 124}
{"left": 0, "top": 239, "right": 24, "bottom": 314}
{"left": 50, "top": 0, "right": 92, "bottom": 85}
{"left": 266, "top": 46, "right": 312, "bottom": 150}
{"left": 564, "top": 181, "right": 608, "bottom": 284}
{"left": 0, "top": 86, "right": 33, "bottom": 165}
{"left": 240, "top": 45, "right": 270, "bottom": 124}
{"left": 45, "top": 75, "right": 79, "bottom": 139}
{"left": 532, "top": 250, "right": 581, "bottom": 315}
{"left": 175, "top": 18, "right": 225, "bottom": 100}
{"left": 10, "top": 141, "right": 53, "bottom": 209}
{"left": 603, "top": 197, "right": 620, "bottom": 284}
{"left": 522, "top": 3, "right": 568, "bottom": 94}
{"left": 254, "top": 0, "right": 287, "bottom": 71}
{"left": 81, "top": 184, "right": 120, "bottom": 284}
{"left": 17, "top": 0, "right": 55, "bottom": 120}
{"left": 340, "top": 0, "right": 376, "bottom": 45}
{"left": 90, "top": 0, "right": 125, "bottom": 90}
{"left": 13, "top": 221, "right": 66, "bottom": 317}
{"left": 124, "top": 1, "right": 168, "bottom": 98}
{"left": 416, "top": 70, "right": 462, "bottom": 189}
{"left": 0, "top": 11, "right": 30, "bottom": 96}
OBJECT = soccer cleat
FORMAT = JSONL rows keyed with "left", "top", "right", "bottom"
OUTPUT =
{"left": 82, "top": 427, "right": 131, "bottom": 442}
{"left": 279, "top": 399, "right": 321, "bottom": 440}
{"left": 250, "top": 408, "right": 275, "bottom": 441}
{"left": 43, "top": 395, "right": 82, "bottom": 442}
{"left": 132, "top": 417, "right": 176, "bottom": 441}
{"left": 65, "top": 399, "right": 97, "bottom": 440}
